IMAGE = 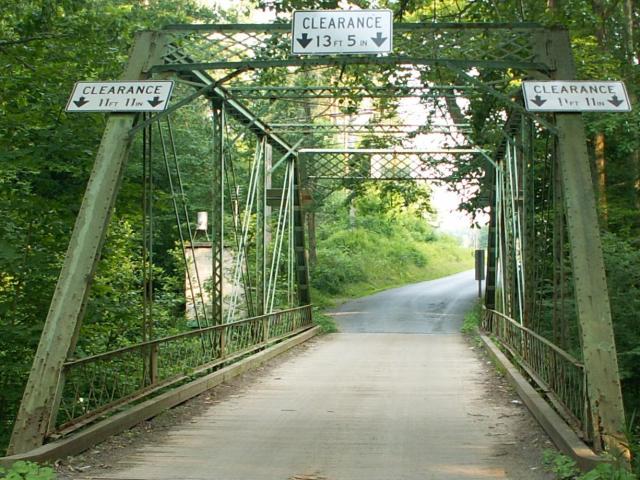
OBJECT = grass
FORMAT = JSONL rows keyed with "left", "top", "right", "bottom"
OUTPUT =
{"left": 461, "top": 301, "right": 483, "bottom": 335}
{"left": 542, "top": 450, "right": 637, "bottom": 479}
{"left": 312, "top": 311, "right": 339, "bottom": 333}
{"left": 310, "top": 228, "right": 473, "bottom": 309}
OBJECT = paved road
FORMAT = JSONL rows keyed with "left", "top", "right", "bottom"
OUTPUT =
{"left": 330, "top": 269, "right": 478, "bottom": 334}
{"left": 81, "top": 270, "right": 552, "bottom": 480}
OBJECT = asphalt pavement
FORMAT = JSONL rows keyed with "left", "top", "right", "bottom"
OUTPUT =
{"left": 330, "top": 269, "right": 478, "bottom": 333}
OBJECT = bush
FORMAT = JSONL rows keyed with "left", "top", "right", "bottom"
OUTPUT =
{"left": 312, "top": 248, "right": 367, "bottom": 294}
{"left": 311, "top": 189, "right": 472, "bottom": 300}
{"left": 601, "top": 233, "right": 640, "bottom": 413}
{"left": 0, "top": 461, "right": 55, "bottom": 480}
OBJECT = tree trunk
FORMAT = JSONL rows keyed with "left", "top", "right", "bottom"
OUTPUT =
{"left": 622, "top": 0, "right": 635, "bottom": 65}
{"left": 595, "top": 132, "right": 608, "bottom": 225}
{"left": 590, "top": 0, "right": 606, "bottom": 43}
{"left": 622, "top": 0, "right": 640, "bottom": 226}
{"left": 589, "top": 1, "right": 610, "bottom": 226}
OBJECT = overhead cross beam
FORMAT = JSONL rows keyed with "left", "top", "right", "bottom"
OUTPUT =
{"left": 159, "top": 22, "right": 551, "bottom": 74}
{"left": 299, "top": 148, "right": 486, "bottom": 181}
{"left": 154, "top": 57, "right": 549, "bottom": 74}
{"left": 227, "top": 85, "right": 483, "bottom": 100}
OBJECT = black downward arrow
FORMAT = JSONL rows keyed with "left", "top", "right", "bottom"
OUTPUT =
{"left": 148, "top": 96, "right": 163, "bottom": 107}
{"left": 531, "top": 95, "right": 547, "bottom": 107}
{"left": 371, "top": 32, "right": 387, "bottom": 47}
{"left": 73, "top": 96, "right": 89, "bottom": 108}
{"left": 608, "top": 95, "right": 624, "bottom": 107}
{"left": 297, "top": 33, "right": 312, "bottom": 49}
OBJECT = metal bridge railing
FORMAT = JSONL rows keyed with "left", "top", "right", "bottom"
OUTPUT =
{"left": 53, "top": 305, "right": 313, "bottom": 437}
{"left": 481, "top": 309, "right": 590, "bottom": 441}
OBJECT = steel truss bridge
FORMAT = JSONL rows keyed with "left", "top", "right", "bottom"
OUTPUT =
{"left": 4, "top": 22, "right": 628, "bottom": 464}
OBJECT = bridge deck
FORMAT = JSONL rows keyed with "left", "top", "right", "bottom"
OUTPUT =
{"left": 71, "top": 272, "right": 553, "bottom": 480}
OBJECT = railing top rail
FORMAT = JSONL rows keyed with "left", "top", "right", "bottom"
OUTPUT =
{"left": 484, "top": 308, "right": 584, "bottom": 368}
{"left": 64, "top": 305, "right": 312, "bottom": 368}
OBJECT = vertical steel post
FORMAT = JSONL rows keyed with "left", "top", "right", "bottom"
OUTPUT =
{"left": 552, "top": 139, "right": 567, "bottom": 349}
{"left": 255, "top": 138, "right": 267, "bottom": 316}
{"left": 484, "top": 152, "right": 498, "bottom": 310}
{"left": 292, "top": 155, "right": 311, "bottom": 305}
{"left": 211, "top": 101, "right": 225, "bottom": 325}
{"left": 542, "top": 28, "right": 627, "bottom": 454}
{"left": 261, "top": 143, "right": 272, "bottom": 316}
{"left": 264, "top": 143, "right": 273, "bottom": 247}
{"left": 8, "top": 32, "right": 167, "bottom": 454}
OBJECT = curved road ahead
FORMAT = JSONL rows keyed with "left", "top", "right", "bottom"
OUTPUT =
{"left": 330, "top": 270, "right": 477, "bottom": 334}
{"left": 78, "top": 270, "right": 552, "bottom": 480}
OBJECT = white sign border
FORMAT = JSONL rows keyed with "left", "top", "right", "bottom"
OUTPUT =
{"left": 522, "top": 80, "right": 631, "bottom": 113}
{"left": 291, "top": 9, "right": 394, "bottom": 56}
{"left": 65, "top": 80, "right": 175, "bottom": 113}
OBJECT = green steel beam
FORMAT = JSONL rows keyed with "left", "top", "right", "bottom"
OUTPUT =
{"left": 292, "top": 156, "right": 311, "bottom": 305}
{"left": 210, "top": 103, "right": 224, "bottom": 325}
{"left": 128, "top": 69, "right": 246, "bottom": 139}
{"left": 269, "top": 123, "right": 471, "bottom": 129}
{"left": 299, "top": 148, "right": 485, "bottom": 154}
{"left": 545, "top": 29, "right": 627, "bottom": 455}
{"left": 153, "top": 57, "right": 548, "bottom": 74}
{"left": 227, "top": 85, "right": 482, "bottom": 100}
{"left": 162, "top": 22, "right": 545, "bottom": 33}
{"left": 270, "top": 139, "right": 304, "bottom": 174}
{"left": 8, "top": 32, "right": 168, "bottom": 454}
{"left": 161, "top": 50, "right": 293, "bottom": 155}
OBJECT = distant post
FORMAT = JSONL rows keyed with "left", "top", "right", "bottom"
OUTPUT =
{"left": 475, "top": 249, "right": 485, "bottom": 298}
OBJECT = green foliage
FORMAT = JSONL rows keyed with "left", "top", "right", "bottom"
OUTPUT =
{"left": 1, "top": 0, "right": 639, "bottom": 469}
{"left": 542, "top": 450, "right": 638, "bottom": 480}
{"left": 0, "top": 0, "right": 226, "bottom": 454}
{"left": 461, "top": 302, "right": 482, "bottom": 335}
{"left": 313, "top": 311, "right": 338, "bottom": 333}
{"left": 579, "top": 464, "right": 637, "bottom": 480}
{"left": 601, "top": 233, "right": 640, "bottom": 389}
{"left": 543, "top": 450, "right": 580, "bottom": 479}
{"left": 311, "top": 188, "right": 472, "bottom": 302}
{"left": 0, "top": 461, "right": 55, "bottom": 480}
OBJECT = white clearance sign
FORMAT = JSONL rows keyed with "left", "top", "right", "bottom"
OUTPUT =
{"left": 292, "top": 10, "right": 393, "bottom": 55}
{"left": 66, "top": 80, "right": 174, "bottom": 112}
{"left": 522, "top": 80, "right": 631, "bottom": 112}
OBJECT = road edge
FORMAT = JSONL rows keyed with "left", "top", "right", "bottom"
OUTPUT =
{"left": 0, "top": 326, "right": 320, "bottom": 467}
{"left": 479, "top": 333, "right": 606, "bottom": 471}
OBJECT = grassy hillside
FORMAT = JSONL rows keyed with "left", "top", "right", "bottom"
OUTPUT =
{"left": 309, "top": 189, "right": 473, "bottom": 307}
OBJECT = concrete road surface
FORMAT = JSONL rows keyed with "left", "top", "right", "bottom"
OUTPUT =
{"left": 77, "top": 270, "right": 552, "bottom": 480}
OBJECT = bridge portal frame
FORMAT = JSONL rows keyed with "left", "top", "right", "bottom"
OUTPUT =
{"left": 7, "top": 22, "right": 627, "bottom": 460}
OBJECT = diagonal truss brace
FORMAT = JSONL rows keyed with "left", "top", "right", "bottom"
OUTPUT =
{"left": 8, "top": 32, "right": 169, "bottom": 455}
{"left": 162, "top": 49, "right": 293, "bottom": 155}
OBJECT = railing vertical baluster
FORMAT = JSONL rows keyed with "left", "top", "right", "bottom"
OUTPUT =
{"left": 54, "top": 305, "right": 312, "bottom": 434}
{"left": 481, "top": 308, "right": 586, "bottom": 439}
{"left": 263, "top": 316, "right": 270, "bottom": 343}
{"left": 220, "top": 325, "right": 226, "bottom": 358}
{"left": 150, "top": 344, "right": 159, "bottom": 385}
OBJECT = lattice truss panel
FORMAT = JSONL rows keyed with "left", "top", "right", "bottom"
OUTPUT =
{"left": 300, "top": 149, "right": 486, "bottom": 181}
{"left": 161, "top": 24, "right": 548, "bottom": 70}
{"left": 152, "top": 23, "right": 554, "bottom": 193}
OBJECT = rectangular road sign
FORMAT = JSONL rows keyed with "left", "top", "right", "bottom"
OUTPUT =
{"left": 522, "top": 80, "right": 631, "bottom": 112}
{"left": 66, "top": 80, "right": 174, "bottom": 112}
{"left": 292, "top": 9, "right": 393, "bottom": 55}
